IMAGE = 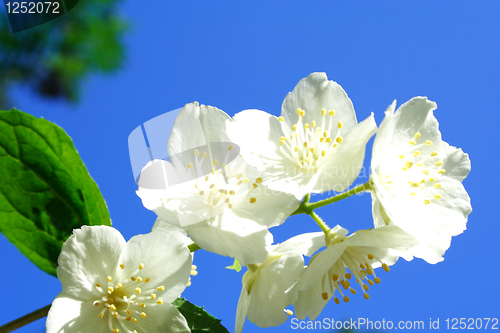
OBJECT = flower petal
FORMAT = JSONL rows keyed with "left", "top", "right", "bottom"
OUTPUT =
{"left": 299, "top": 243, "right": 347, "bottom": 291}
{"left": 117, "top": 229, "right": 192, "bottom": 303}
{"left": 235, "top": 287, "right": 252, "bottom": 333}
{"left": 281, "top": 72, "right": 357, "bottom": 133}
{"left": 274, "top": 232, "right": 325, "bottom": 256}
{"left": 46, "top": 293, "right": 107, "bottom": 333}
{"left": 246, "top": 252, "right": 304, "bottom": 328}
{"left": 183, "top": 211, "right": 272, "bottom": 266}
{"left": 228, "top": 109, "right": 285, "bottom": 166}
{"left": 132, "top": 303, "right": 190, "bottom": 333}
{"left": 314, "top": 113, "right": 377, "bottom": 193}
{"left": 57, "top": 226, "right": 126, "bottom": 299}
{"left": 294, "top": 284, "right": 328, "bottom": 320}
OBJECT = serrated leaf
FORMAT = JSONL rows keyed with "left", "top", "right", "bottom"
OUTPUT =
{"left": 173, "top": 298, "right": 230, "bottom": 333}
{"left": 225, "top": 257, "right": 241, "bottom": 272}
{"left": 0, "top": 109, "right": 111, "bottom": 276}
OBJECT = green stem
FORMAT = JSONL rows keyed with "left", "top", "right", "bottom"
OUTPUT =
{"left": 310, "top": 211, "right": 330, "bottom": 234}
{"left": 188, "top": 243, "right": 201, "bottom": 252}
{"left": 308, "top": 181, "right": 371, "bottom": 211}
{"left": 0, "top": 304, "right": 51, "bottom": 333}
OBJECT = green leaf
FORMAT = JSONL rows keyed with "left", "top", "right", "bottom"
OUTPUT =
{"left": 0, "top": 109, "right": 111, "bottom": 276}
{"left": 225, "top": 258, "right": 241, "bottom": 272}
{"left": 173, "top": 298, "right": 230, "bottom": 333}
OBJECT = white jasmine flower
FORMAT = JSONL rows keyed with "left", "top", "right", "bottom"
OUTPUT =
{"left": 235, "top": 232, "right": 325, "bottom": 333}
{"left": 370, "top": 97, "right": 472, "bottom": 264}
{"left": 46, "top": 226, "right": 192, "bottom": 333}
{"left": 227, "top": 72, "right": 378, "bottom": 199}
{"left": 137, "top": 102, "right": 299, "bottom": 266}
{"left": 293, "top": 225, "right": 417, "bottom": 320}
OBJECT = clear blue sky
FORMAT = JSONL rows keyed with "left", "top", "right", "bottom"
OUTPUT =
{"left": 1, "top": 2, "right": 499, "bottom": 332}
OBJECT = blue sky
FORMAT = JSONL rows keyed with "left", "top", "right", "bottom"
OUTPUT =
{"left": 1, "top": 1, "right": 499, "bottom": 332}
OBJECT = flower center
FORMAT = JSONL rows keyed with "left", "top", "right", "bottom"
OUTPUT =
{"left": 189, "top": 153, "right": 261, "bottom": 209}
{"left": 92, "top": 263, "right": 165, "bottom": 333}
{"left": 278, "top": 108, "right": 343, "bottom": 171}
{"left": 379, "top": 131, "right": 446, "bottom": 206}
{"left": 319, "top": 246, "right": 389, "bottom": 304}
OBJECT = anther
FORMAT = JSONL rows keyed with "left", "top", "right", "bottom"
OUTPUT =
{"left": 349, "top": 288, "right": 356, "bottom": 294}
{"left": 158, "top": 286, "right": 165, "bottom": 290}
{"left": 363, "top": 284, "right": 369, "bottom": 291}
{"left": 367, "top": 279, "right": 374, "bottom": 286}
{"left": 119, "top": 264, "right": 124, "bottom": 270}
{"left": 337, "top": 121, "right": 343, "bottom": 129}
{"left": 96, "top": 283, "right": 101, "bottom": 288}
{"left": 343, "top": 296, "right": 350, "bottom": 303}
{"left": 425, "top": 140, "right": 432, "bottom": 145}
{"left": 434, "top": 184, "right": 441, "bottom": 188}
{"left": 113, "top": 328, "right": 119, "bottom": 333}
{"left": 367, "top": 254, "right": 374, "bottom": 260}
{"left": 199, "top": 191, "right": 204, "bottom": 196}
{"left": 93, "top": 301, "right": 100, "bottom": 307}
{"left": 107, "top": 276, "right": 113, "bottom": 282}
{"left": 334, "top": 297, "right": 340, "bottom": 304}
{"left": 405, "top": 161, "right": 413, "bottom": 169}
{"left": 311, "top": 121, "right": 316, "bottom": 127}
{"left": 108, "top": 287, "right": 114, "bottom": 293}
{"left": 382, "top": 263, "right": 390, "bottom": 272}
{"left": 194, "top": 149, "right": 199, "bottom": 156}
{"left": 414, "top": 132, "right": 421, "bottom": 139}
{"left": 434, "top": 195, "right": 441, "bottom": 199}
{"left": 156, "top": 299, "right": 164, "bottom": 304}
{"left": 132, "top": 318, "right": 138, "bottom": 323}
{"left": 202, "top": 152, "right": 208, "bottom": 158}
{"left": 229, "top": 190, "right": 235, "bottom": 195}
{"left": 329, "top": 110, "right": 335, "bottom": 116}
{"left": 219, "top": 189, "right": 228, "bottom": 194}
{"left": 144, "top": 278, "right": 150, "bottom": 283}
{"left": 399, "top": 155, "right": 404, "bottom": 159}
{"left": 424, "top": 200, "right": 431, "bottom": 205}
{"left": 364, "top": 293, "right": 370, "bottom": 300}
{"left": 135, "top": 288, "right": 141, "bottom": 293}
{"left": 423, "top": 170, "right": 429, "bottom": 175}
{"left": 431, "top": 151, "right": 438, "bottom": 156}
{"left": 322, "top": 292, "right": 328, "bottom": 300}
{"left": 436, "top": 161, "right": 443, "bottom": 166}
{"left": 374, "top": 277, "right": 381, "bottom": 284}
{"left": 345, "top": 273, "right": 352, "bottom": 279}
{"left": 256, "top": 177, "right": 262, "bottom": 183}
{"left": 279, "top": 116, "right": 284, "bottom": 122}
{"left": 336, "top": 136, "right": 343, "bottom": 143}
{"left": 140, "top": 303, "right": 146, "bottom": 308}
{"left": 187, "top": 163, "right": 193, "bottom": 169}
{"left": 332, "top": 274, "right": 339, "bottom": 281}
{"left": 249, "top": 198, "right": 256, "bottom": 203}
{"left": 151, "top": 293, "right": 156, "bottom": 300}
{"left": 139, "top": 263, "right": 144, "bottom": 270}
{"left": 285, "top": 309, "right": 293, "bottom": 316}
{"left": 322, "top": 109, "right": 326, "bottom": 116}
{"left": 141, "top": 312, "right": 147, "bottom": 319}
{"left": 326, "top": 138, "right": 332, "bottom": 143}
{"left": 409, "top": 140, "right": 416, "bottom": 145}
{"left": 438, "top": 169, "right": 446, "bottom": 174}
{"left": 413, "top": 150, "right": 421, "bottom": 157}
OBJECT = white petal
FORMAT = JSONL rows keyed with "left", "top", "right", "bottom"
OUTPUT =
{"left": 315, "top": 113, "right": 377, "bottom": 193}
{"left": 281, "top": 73, "right": 357, "bottom": 133}
{"left": 132, "top": 303, "right": 190, "bottom": 333}
{"left": 168, "top": 102, "right": 231, "bottom": 155}
{"left": 183, "top": 211, "right": 272, "bottom": 266}
{"left": 294, "top": 284, "right": 328, "bottom": 320}
{"left": 233, "top": 187, "right": 299, "bottom": 228}
{"left": 299, "top": 243, "right": 347, "bottom": 291}
{"left": 347, "top": 225, "right": 418, "bottom": 251}
{"left": 274, "top": 232, "right": 325, "bottom": 256}
{"left": 228, "top": 109, "right": 285, "bottom": 166}
{"left": 246, "top": 253, "right": 304, "bottom": 328}
{"left": 235, "top": 287, "right": 251, "bottom": 333}
{"left": 57, "top": 226, "right": 126, "bottom": 299}
{"left": 46, "top": 293, "right": 107, "bottom": 333}
{"left": 117, "top": 229, "right": 192, "bottom": 303}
